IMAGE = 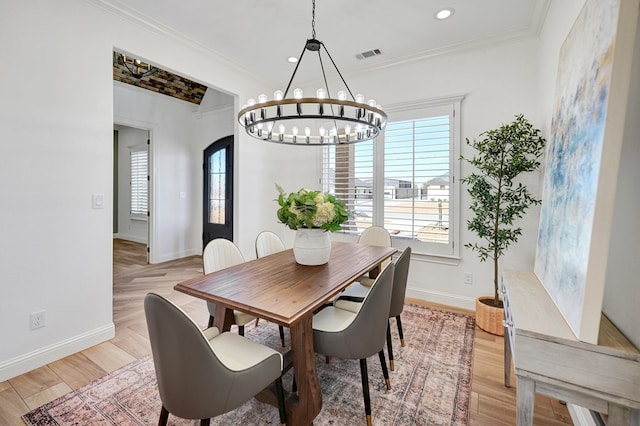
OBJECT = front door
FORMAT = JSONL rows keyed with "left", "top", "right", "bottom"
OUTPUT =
{"left": 203, "top": 135, "right": 233, "bottom": 246}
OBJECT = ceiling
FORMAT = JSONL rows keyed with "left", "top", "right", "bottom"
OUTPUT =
{"left": 107, "top": 0, "right": 550, "bottom": 92}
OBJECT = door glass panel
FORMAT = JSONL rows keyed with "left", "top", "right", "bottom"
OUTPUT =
{"left": 209, "top": 200, "right": 225, "bottom": 223}
{"left": 208, "top": 148, "right": 226, "bottom": 225}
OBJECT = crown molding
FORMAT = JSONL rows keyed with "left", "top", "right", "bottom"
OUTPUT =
{"left": 345, "top": 0, "right": 552, "bottom": 81}
{"left": 85, "top": 0, "right": 275, "bottom": 87}
{"left": 87, "top": 0, "right": 552, "bottom": 90}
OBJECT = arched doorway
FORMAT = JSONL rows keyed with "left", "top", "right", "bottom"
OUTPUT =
{"left": 203, "top": 135, "right": 234, "bottom": 245}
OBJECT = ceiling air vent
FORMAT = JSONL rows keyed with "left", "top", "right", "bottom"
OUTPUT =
{"left": 355, "top": 49, "right": 382, "bottom": 60}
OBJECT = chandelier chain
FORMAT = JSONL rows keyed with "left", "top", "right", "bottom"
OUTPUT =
{"left": 311, "top": 0, "right": 316, "bottom": 39}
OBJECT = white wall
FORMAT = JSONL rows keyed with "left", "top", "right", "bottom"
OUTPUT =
{"left": 115, "top": 125, "right": 149, "bottom": 244}
{"left": 0, "top": 0, "right": 274, "bottom": 381}
{"left": 0, "top": 0, "right": 117, "bottom": 380}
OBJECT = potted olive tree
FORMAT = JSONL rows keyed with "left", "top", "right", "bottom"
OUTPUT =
{"left": 461, "top": 114, "right": 546, "bottom": 335}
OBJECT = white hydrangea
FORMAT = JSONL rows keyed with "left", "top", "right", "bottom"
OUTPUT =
{"left": 313, "top": 201, "right": 336, "bottom": 227}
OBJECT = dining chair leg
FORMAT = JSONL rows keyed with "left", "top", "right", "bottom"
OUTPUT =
{"left": 207, "top": 315, "right": 214, "bottom": 328}
{"left": 386, "top": 320, "right": 395, "bottom": 371}
{"left": 255, "top": 318, "right": 260, "bottom": 326}
{"left": 396, "top": 315, "right": 405, "bottom": 347}
{"left": 359, "top": 358, "right": 372, "bottom": 426}
{"left": 200, "top": 419, "right": 210, "bottom": 426}
{"left": 275, "top": 376, "right": 287, "bottom": 426}
{"left": 158, "top": 405, "right": 169, "bottom": 426}
{"left": 279, "top": 325, "right": 286, "bottom": 347}
{"left": 238, "top": 325, "right": 245, "bottom": 336}
{"left": 378, "top": 350, "right": 391, "bottom": 390}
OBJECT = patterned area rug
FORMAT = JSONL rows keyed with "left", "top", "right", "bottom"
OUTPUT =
{"left": 23, "top": 304, "right": 475, "bottom": 425}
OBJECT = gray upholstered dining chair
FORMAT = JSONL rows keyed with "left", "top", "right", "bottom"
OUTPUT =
{"left": 144, "top": 293, "right": 287, "bottom": 426}
{"left": 203, "top": 238, "right": 256, "bottom": 335}
{"left": 321, "top": 225, "right": 392, "bottom": 366}
{"left": 335, "top": 247, "right": 412, "bottom": 371}
{"left": 312, "top": 263, "right": 395, "bottom": 426}
{"left": 255, "top": 230, "right": 287, "bottom": 347}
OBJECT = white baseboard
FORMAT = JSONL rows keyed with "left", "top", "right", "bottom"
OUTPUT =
{"left": 0, "top": 324, "right": 115, "bottom": 382}
{"left": 113, "top": 234, "right": 148, "bottom": 244}
{"left": 406, "top": 287, "right": 476, "bottom": 311}
{"left": 113, "top": 235, "right": 199, "bottom": 264}
{"left": 150, "top": 248, "right": 200, "bottom": 264}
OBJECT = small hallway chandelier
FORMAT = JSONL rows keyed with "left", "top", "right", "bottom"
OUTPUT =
{"left": 113, "top": 52, "right": 156, "bottom": 79}
{"left": 238, "top": 0, "right": 387, "bottom": 145}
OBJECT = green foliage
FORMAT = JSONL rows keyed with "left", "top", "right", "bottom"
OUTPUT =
{"left": 275, "top": 184, "right": 349, "bottom": 232}
{"left": 460, "top": 114, "right": 546, "bottom": 302}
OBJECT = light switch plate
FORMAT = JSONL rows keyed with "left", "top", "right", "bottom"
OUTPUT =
{"left": 92, "top": 193, "right": 104, "bottom": 209}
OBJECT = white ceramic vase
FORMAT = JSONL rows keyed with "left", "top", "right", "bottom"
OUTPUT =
{"left": 293, "top": 228, "right": 331, "bottom": 266}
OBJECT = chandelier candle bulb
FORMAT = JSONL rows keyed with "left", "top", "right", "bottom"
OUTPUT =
{"left": 258, "top": 94, "right": 268, "bottom": 119}
{"left": 274, "top": 90, "right": 284, "bottom": 117}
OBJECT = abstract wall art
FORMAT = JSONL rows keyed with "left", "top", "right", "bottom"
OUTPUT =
{"left": 534, "top": 0, "right": 638, "bottom": 343}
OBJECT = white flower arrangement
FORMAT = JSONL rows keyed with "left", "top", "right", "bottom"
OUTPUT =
{"left": 276, "top": 184, "right": 348, "bottom": 232}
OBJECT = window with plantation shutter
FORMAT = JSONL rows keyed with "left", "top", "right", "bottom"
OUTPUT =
{"left": 322, "top": 96, "right": 462, "bottom": 257}
{"left": 130, "top": 146, "right": 148, "bottom": 218}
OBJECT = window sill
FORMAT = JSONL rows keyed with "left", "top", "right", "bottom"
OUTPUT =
{"left": 408, "top": 251, "right": 461, "bottom": 266}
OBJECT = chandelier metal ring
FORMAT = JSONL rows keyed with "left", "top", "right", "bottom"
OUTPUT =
{"left": 238, "top": 98, "right": 386, "bottom": 145}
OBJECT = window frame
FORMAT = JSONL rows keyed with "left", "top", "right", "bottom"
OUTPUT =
{"left": 323, "top": 94, "right": 463, "bottom": 259}
{"left": 129, "top": 144, "right": 149, "bottom": 221}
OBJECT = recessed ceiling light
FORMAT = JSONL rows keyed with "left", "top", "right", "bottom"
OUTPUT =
{"left": 435, "top": 8, "right": 454, "bottom": 20}
{"left": 287, "top": 56, "right": 298, "bottom": 63}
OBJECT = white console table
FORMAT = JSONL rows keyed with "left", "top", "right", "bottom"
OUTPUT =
{"left": 502, "top": 270, "right": 640, "bottom": 425}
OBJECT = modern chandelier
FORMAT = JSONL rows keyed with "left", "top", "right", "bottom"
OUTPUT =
{"left": 238, "top": 0, "right": 387, "bottom": 145}
{"left": 114, "top": 52, "right": 156, "bottom": 79}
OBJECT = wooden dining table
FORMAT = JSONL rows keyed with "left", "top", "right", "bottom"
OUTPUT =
{"left": 174, "top": 240, "right": 396, "bottom": 425}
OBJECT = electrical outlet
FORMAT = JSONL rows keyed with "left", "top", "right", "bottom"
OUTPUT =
{"left": 464, "top": 272, "right": 473, "bottom": 285}
{"left": 30, "top": 311, "right": 46, "bottom": 330}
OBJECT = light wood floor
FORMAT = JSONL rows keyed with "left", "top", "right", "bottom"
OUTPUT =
{"left": 0, "top": 239, "right": 572, "bottom": 425}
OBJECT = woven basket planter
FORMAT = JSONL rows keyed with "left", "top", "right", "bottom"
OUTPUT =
{"left": 475, "top": 296, "right": 504, "bottom": 336}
